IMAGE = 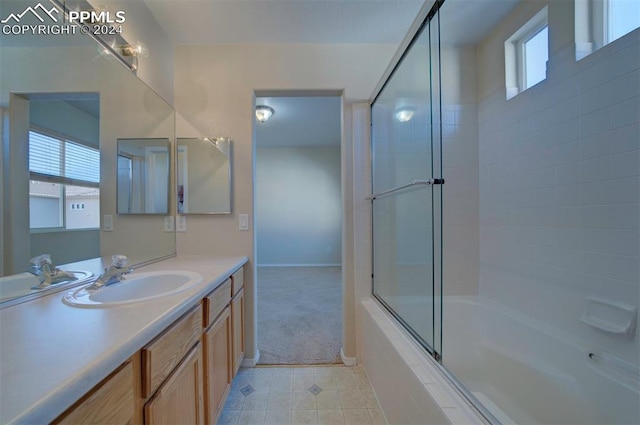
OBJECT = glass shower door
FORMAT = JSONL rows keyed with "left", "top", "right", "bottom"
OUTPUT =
{"left": 371, "top": 11, "right": 442, "bottom": 358}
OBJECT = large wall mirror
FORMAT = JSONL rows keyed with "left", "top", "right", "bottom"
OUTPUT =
{"left": 117, "top": 138, "right": 170, "bottom": 214}
{"left": 177, "top": 138, "right": 232, "bottom": 214}
{"left": 0, "top": 2, "right": 176, "bottom": 305}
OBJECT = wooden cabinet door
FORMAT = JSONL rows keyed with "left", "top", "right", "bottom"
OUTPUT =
{"left": 54, "top": 362, "right": 134, "bottom": 425}
{"left": 231, "top": 287, "right": 245, "bottom": 376}
{"left": 204, "top": 306, "right": 232, "bottom": 424}
{"left": 144, "top": 343, "right": 204, "bottom": 425}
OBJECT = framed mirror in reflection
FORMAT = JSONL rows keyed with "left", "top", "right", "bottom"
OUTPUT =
{"left": 117, "top": 138, "right": 170, "bottom": 214}
{"left": 177, "top": 137, "right": 232, "bottom": 214}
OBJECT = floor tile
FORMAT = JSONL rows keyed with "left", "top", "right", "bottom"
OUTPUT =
{"left": 292, "top": 409, "right": 319, "bottom": 425}
{"left": 237, "top": 409, "right": 267, "bottom": 425}
{"left": 294, "top": 374, "right": 316, "bottom": 391}
{"left": 243, "top": 391, "right": 270, "bottom": 410}
{"left": 335, "top": 374, "right": 359, "bottom": 390}
{"left": 222, "top": 366, "right": 386, "bottom": 425}
{"left": 316, "top": 390, "right": 341, "bottom": 410}
{"left": 308, "top": 384, "right": 323, "bottom": 396}
{"left": 317, "top": 409, "right": 346, "bottom": 425}
{"left": 355, "top": 374, "right": 371, "bottom": 389}
{"left": 338, "top": 390, "right": 365, "bottom": 409}
{"left": 226, "top": 391, "right": 246, "bottom": 410}
{"left": 269, "top": 391, "right": 293, "bottom": 410}
{"left": 219, "top": 409, "right": 241, "bottom": 425}
{"left": 315, "top": 375, "right": 337, "bottom": 389}
{"left": 342, "top": 409, "right": 372, "bottom": 425}
{"left": 293, "top": 391, "right": 317, "bottom": 409}
{"left": 367, "top": 408, "right": 386, "bottom": 425}
{"left": 265, "top": 409, "right": 292, "bottom": 425}
{"left": 360, "top": 389, "right": 380, "bottom": 408}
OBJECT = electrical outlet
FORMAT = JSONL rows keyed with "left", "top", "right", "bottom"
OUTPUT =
{"left": 103, "top": 215, "right": 114, "bottom": 231}
{"left": 176, "top": 215, "right": 187, "bottom": 232}
{"left": 164, "top": 216, "right": 175, "bottom": 232}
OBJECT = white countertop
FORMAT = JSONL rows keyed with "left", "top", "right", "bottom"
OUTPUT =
{"left": 0, "top": 255, "right": 248, "bottom": 425}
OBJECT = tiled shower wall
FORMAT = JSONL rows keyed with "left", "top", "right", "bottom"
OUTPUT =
{"left": 441, "top": 46, "right": 480, "bottom": 296}
{"left": 477, "top": 21, "right": 639, "bottom": 365}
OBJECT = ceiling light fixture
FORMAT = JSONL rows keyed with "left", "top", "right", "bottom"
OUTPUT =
{"left": 255, "top": 105, "right": 275, "bottom": 122}
{"left": 395, "top": 107, "right": 415, "bottom": 123}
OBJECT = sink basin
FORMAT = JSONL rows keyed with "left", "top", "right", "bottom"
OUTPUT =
{"left": 62, "top": 270, "right": 202, "bottom": 308}
{"left": 0, "top": 270, "right": 94, "bottom": 302}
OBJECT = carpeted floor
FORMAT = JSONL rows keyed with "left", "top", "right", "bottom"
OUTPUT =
{"left": 257, "top": 266, "right": 342, "bottom": 365}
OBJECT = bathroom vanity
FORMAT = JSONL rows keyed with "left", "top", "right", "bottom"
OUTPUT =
{"left": 0, "top": 255, "right": 247, "bottom": 425}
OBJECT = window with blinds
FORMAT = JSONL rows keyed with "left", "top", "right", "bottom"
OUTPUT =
{"left": 29, "top": 130, "right": 100, "bottom": 230}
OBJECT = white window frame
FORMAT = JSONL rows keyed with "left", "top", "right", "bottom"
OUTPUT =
{"left": 576, "top": 0, "right": 640, "bottom": 60}
{"left": 505, "top": 7, "right": 549, "bottom": 99}
{"left": 29, "top": 127, "right": 100, "bottom": 233}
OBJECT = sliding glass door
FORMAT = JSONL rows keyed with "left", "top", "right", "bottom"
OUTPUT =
{"left": 371, "top": 6, "right": 442, "bottom": 358}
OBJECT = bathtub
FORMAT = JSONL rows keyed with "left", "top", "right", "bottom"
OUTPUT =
{"left": 393, "top": 295, "right": 640, "bottom": 424}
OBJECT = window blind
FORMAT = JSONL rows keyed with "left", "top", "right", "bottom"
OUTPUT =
{"left": 29, "top": 130, "right": 100, "bottom": 185}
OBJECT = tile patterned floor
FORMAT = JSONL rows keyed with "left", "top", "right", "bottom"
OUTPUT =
{"left": 219, "top": 366, "right": 387, "bottom": 425}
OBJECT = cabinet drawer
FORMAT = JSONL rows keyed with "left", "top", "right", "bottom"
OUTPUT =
{"left": 204, "top": 278, "right": 231, "bottom": 328}
{"left": 231, "top": 267, "right": 244, "bottom": 296}
{"left": 54, "top": 361, "right": 134, "bottom": 425}
{"left": 142, "top": 306, "right": 202, "bottom": 398}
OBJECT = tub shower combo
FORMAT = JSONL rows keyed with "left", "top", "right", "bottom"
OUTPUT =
{"left": 368, "top": 1, "right": 639, "bottom": 424}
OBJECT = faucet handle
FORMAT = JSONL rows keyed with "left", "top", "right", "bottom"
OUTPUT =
{"left": 30, "top": 254, "right": 52, "bottom": 267}
{"left": 111, "top": 255, "right": 128, "bottom": 268}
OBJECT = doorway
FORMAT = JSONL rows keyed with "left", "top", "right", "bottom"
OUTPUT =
{"left": 254, "top": 94, "right": 343, "bottom": 364}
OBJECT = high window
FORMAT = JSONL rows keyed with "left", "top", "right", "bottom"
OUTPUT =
{"left": 576, "top": 0, "right": 640, "bottom": 59}
{"left": 505, "top": 7, "right": 549, "bottom": 99}
{"left": 29, "top": 129, "right": 100, "bottom": 230}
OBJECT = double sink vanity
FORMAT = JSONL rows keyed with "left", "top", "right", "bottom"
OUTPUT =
{"left": 0, "top": 255, "right": 248, "bottom": 425}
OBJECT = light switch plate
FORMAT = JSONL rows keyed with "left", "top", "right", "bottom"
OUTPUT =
{"left": 239, "top": 214, "right": 249, "bottom": 231}
{"left": 164, "top": 216, "right": 174, "bottom": 232}
{"left": 103, "top": 215, "right": 114, "bottom": 231}
{"left": 176, "top": 215, "right": 187, "bottom": 232}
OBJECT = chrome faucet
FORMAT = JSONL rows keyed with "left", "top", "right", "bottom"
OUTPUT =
{"left": 88, "top": 255, "right": 133, "bottom": 290}
{"left": 28, "top": 254, "right": 76, "bottom": 289}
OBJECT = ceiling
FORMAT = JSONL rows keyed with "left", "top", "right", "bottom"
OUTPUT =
{"left": 143, "top": 0, "right": 425, "bottom": 44}
{"left": 255, "top": 96, "right": 342, "bottom": 147}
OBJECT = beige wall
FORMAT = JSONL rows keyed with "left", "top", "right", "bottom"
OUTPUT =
{"left": 174, "top": 42, "right": 398, "bottom": 361}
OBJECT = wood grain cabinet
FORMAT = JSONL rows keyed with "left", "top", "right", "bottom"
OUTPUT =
{"left": 53, "top": 361, "right": 135, "bottom": 425}
{"left": 231, "top": 268, "right": 245, "bottom": 377}
{"left": 144, "top": 343, "right": 204, "bottom": 425}
{"left": 52, "top": 265, "right": 246, "bottom": 425}
{"left": 141, "top": 306, "right": 204, "bottom": 425}
{"left": 203, "top": 306, "right": 232, "bottom": 424}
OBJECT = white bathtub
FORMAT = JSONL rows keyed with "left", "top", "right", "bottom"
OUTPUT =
{"left": 440, "top": 296, "right": 640, "bottom": 425}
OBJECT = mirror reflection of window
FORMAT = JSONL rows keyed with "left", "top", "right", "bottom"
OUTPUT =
{"left": 28, "top": 130, "right": 100, "bottom": 230}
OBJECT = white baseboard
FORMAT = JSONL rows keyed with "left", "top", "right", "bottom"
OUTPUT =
{"left": 241, "top": 349, "right": 260, "bottom": 367}
{"left": 257, "top": 263, "right": 342, "bottom": 267}
{"left": 340, "top": 348, "right": 357, "bottom": 366}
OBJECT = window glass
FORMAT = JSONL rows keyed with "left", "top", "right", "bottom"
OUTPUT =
{"left": 608, "top": 0, "right": 640, "bottom": 43}
{"left": 28, "top": 130, "right": 100, "bottom": 230}
{"left": 524, "top": 26, "right": 548, "bottom": 89}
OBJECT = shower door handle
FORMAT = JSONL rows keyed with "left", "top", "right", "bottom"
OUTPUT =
{"left": 432, "top": 178, "right": 445, "bottom": 185}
